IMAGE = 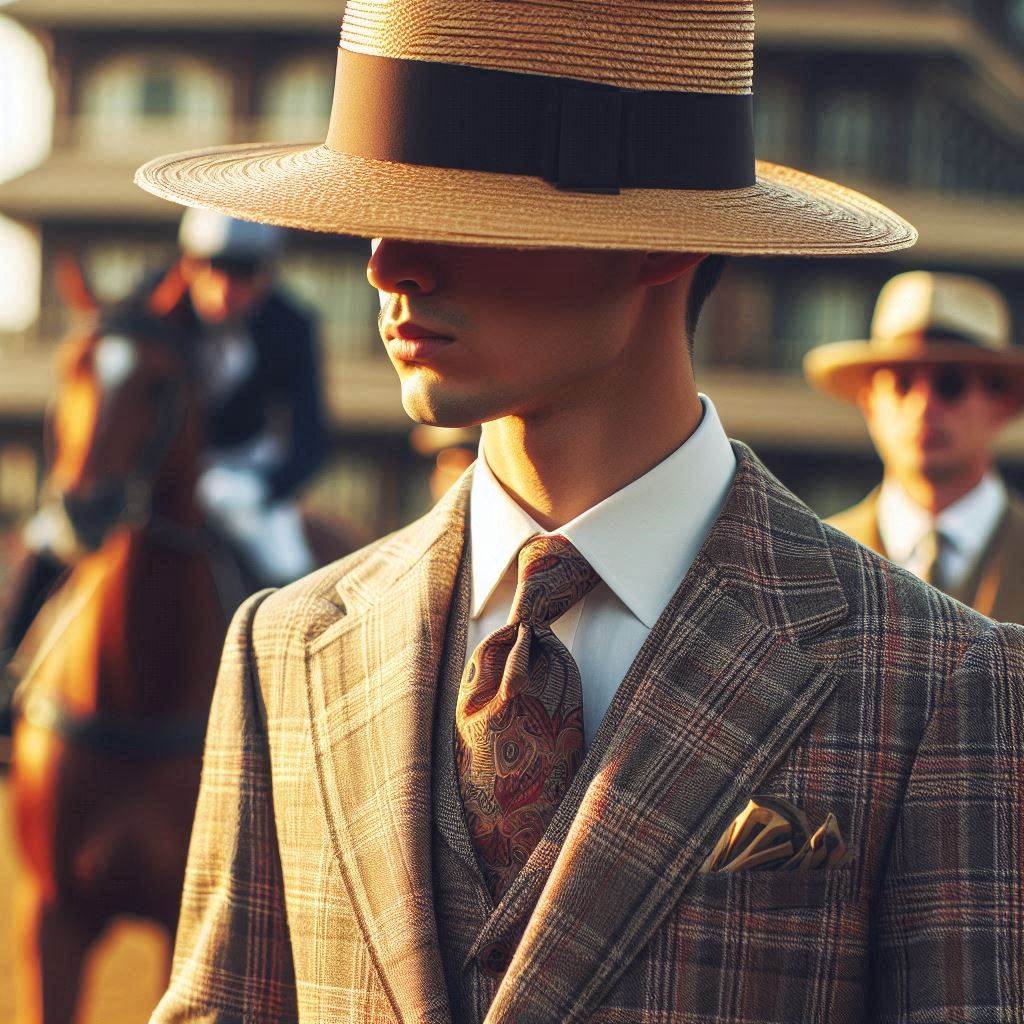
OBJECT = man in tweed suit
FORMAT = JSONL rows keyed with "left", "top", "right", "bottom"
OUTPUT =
{"left": 137, "top": 2, "right": 1024, "bottom": 1022}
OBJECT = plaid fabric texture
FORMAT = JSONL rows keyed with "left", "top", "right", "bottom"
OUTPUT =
{"left": 151, "top": 443, "right": 1024, "bottom": 1024}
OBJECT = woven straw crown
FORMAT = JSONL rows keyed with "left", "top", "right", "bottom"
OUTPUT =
{"left": 135, "top": 0, "right": 918, "bottom": 256}
{"left": 340, "top": 0, "right": 755, "bottom": 93}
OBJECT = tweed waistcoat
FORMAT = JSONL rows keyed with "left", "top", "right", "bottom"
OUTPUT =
{"left": 431, "top": 531, "right": 690, "bottom": 1021}
{"left": 432, "top": 547, "right": 499, "bottom": 1022}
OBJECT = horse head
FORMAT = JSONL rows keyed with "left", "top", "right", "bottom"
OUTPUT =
{"left": 41, "top": 304, "right": 201, "bottom": 557}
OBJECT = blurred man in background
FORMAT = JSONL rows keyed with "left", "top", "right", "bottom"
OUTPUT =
{"left": 805, "top": 271, "right": 1024, "bottom": 619}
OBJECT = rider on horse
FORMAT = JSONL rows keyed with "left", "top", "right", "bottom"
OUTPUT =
{"left": 1, "top": 210, "right": 329, "bottom": 727}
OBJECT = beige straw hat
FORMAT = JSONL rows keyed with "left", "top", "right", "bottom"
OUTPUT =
{"left": 135, "top": 0, "right": 917, "bottom": 255}
{"left": 804, "top": 271, "right": 1024, "bottom": 404}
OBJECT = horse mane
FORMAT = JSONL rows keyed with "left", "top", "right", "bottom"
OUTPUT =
{"left": 94, "top": 292, "right": 200, "bottom": 380}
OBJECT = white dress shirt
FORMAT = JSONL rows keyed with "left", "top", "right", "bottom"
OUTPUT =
{"left": 877, "top": 473, "right": 1007, "bottom": 590}
{"left": 467, "top": 395, "right": 737, "bottom": 744}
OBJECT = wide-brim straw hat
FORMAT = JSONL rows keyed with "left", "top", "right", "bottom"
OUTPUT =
{"left": 135, "top": 1, "right": 918, "bottom": 256}
{"left": 805, "top": 271, "right": 1024, "bottom": 405}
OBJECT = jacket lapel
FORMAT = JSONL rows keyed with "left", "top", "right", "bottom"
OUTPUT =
{"left": 486, "top": 446, "right": 850, "bottom": 1024}
{"left": 305, "top": 473, "right": 472, "bottom": 1024}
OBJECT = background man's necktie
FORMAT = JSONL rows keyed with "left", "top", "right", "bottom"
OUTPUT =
{"left": 456, "top": 534, "right": 601, "bottom": 902}
{"left": 918, "top": 527, "right": 950, "bottom": 592}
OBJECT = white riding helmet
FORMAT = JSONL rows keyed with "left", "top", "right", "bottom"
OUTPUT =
{"left": 178, "top": 208, "right": 286, "bottom": 263}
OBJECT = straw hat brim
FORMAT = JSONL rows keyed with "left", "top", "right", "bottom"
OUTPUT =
{"left": 135, "top": 142, "right": 916, "bottom": 256}
{"left": 804, "top": 340, "right": 1024, "bottom": 406}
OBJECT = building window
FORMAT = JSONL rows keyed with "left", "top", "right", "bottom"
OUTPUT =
{"left": 79, "top": 53, "right": 231, "bottom": 150}
{"left": 81, "top": 240, "right": 177, "bottom": 305}
{"left": 279, "top": 248, "right": 380, "bottom": 360}
{"left": 776, "top": 272, "right": 875, "bottom": 371}
{"left": 261, "top": 54, "right": 335, "bottom": 141}
{"left": 694, "top": 262, "right": 776, "bottom": 370}
{"left": 1011, "top": 0, "right": 1024, "bottom": 39}
{"left": 813, "top": 88, "right": 887, "bottom": 179}
{"left": 753, "top": 73, "right": 803, "bottom": 166}
{"left": 140, "top": 68, "right": 176, "bottom": 117}
{"left": 909, "top": 86, "right": 1024, "bottom": 197}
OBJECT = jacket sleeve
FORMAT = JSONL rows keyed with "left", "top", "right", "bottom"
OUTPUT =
{"left": 869, "top": 621, "right": 1024, "bottom": 1022}
{"left": 151, "top": 590, "right": 299, "bottom": 1024}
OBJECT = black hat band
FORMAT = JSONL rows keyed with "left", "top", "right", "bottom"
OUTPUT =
{"left": 326, "top": 49, "right": 756, "bottom": 194}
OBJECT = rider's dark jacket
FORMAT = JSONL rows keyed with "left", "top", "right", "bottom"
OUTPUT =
{"left": 136, "top": 269, "right": 329, "bottom": 502}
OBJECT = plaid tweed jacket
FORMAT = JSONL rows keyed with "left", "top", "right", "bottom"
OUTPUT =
{"left": 152, "top": 444, "right": 1024, "bottom": 1024}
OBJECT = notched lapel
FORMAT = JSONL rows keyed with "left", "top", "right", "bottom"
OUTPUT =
{"left": 487, "top": 446, "right": 850, "bottom": 1024}
{"left": 305, "top": 474, "right": 472, "bottom": 1024}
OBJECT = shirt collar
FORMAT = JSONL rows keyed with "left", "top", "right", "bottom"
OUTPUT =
{"left": 469, "top": 395, "right": 737, "bottom": 628}
{"left": 878, "top": 473, "right": 1007, "bottom": 563}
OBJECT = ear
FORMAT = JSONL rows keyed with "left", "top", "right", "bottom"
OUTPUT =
{"left": 637, "top": 251, "right": 707, "bottom": 287}
{"left": 855, "top": 379, "right": 875, "bottom": 416}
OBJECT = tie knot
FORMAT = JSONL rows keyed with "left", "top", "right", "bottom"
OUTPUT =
{"left": 509, "top": 534, "right": 601, "bottom": 627}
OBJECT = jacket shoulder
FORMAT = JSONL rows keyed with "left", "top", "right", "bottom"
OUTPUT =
{"left": 820, "top": 513, "right": 993, "bottom": 645}
{"left": 249, "top": 506, "right": 449, "bottom": 648}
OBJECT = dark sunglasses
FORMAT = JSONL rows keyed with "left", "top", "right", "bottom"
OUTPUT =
{"left": 891, "top": 365, "right": 1008, "bottom": 403}
{"left": 207, "top": 256, "right": 264, "bottom": 280}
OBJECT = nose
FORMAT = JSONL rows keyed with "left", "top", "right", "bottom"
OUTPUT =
{"left": 367, "top": 239, "right": 439, "bottom": 297}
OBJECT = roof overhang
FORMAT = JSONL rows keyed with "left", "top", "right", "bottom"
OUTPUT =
{"left": 0, "top": 152, "right": 182, "bottom": 221}
{"left": 0, "top": 0, "right": 339, "bottom": 30}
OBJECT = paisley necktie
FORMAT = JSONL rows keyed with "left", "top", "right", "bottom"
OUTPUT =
{"left": 456, "top": 534, "right": 601, "bottom": 902}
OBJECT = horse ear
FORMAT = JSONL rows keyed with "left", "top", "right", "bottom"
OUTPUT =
{"left": 55, "top": 249, "right": 99, "bottom": 315}
{"left": 148, "top": 261, "right": 190, "bottom": 318}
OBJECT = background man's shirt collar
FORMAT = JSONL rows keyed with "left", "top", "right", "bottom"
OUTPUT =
{"left": 878, "top": 472, "right": 1007, "bottom": 570}
{"left": 469, "top": 395, "right": 737, "bottom": 627}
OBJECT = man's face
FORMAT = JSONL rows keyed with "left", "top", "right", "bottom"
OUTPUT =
{"left": 368, "top": 240, "right": 669, "bottom": 427}
{"left": 183, "top": 256, "right": 270, "bottom": 325}
{"left": 859, "top": 363, "right": 1016, "bottom": 484}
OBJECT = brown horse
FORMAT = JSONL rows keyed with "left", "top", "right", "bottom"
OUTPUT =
{"left": 8, "top": 307, "right": 353, "bottom": 1023}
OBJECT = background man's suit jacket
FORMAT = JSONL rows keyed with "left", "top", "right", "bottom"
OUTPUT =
{"left": 829, "top": 486, "right": 1024, "bottom": 622}
{"left": 151, "top": 445, "right": 1024, "bottom": 1024}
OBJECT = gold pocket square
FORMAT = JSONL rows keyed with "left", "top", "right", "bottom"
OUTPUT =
{"left": 700, "top": 795, "right": 852, "bottom": 874}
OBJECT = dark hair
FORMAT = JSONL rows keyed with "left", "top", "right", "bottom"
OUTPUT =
{"left": 685, "top": 254, "right": 728, "bottom": 347}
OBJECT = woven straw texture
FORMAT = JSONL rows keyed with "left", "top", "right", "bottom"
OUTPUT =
{"left": 134, "top": 0, "right": 918, "bottom": 255}
{"left": 341, "top": 0, "right": 755, "bottom": 93}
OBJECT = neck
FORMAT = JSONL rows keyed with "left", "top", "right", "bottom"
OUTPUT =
{"left": 888, "top": 464, "right": 991, "bottom": 516}
{"left": 482, "top": 325, "right": 702, "bottom": 530}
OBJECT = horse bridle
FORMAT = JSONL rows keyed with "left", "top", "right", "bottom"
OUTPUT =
{"left": 43, "top": 344, "right": 197, "bottom": 553}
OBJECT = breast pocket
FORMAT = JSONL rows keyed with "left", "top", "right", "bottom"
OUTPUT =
{"left": 615, "top": 870, "right": 863, "bottom": 1024}
{"left": 687, "top": 865, "right": 853, "bottom": 910}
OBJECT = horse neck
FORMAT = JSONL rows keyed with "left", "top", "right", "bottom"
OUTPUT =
{"left": 148, "top": 411, "right": 203, "bottom": 529}
{"left": 86, "top": 414, "right": 225, "bottom": 719}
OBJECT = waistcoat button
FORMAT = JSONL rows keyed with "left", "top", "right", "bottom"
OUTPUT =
{"left": 479, "top": 940, "right": 512, "bottom": 977}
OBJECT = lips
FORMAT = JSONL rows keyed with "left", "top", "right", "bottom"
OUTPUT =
{"left": 389, "top": 320, "right": 453, "bottom": 342}
{"left": 385, "top": 320, "right": 455, "bottom": 363}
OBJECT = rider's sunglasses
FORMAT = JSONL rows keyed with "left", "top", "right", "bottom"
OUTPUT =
{"left": 891, "top": 365, "right": 1007, "bottom": 404}
{"left": 207, "top": 256, "right": 264, "bottom": 280}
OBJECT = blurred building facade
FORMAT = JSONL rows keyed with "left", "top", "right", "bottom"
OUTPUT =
{"left": 0, "top": 0, "right": 1023, "bottom": 534}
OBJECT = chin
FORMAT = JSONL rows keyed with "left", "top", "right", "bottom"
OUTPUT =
{"left": 399, "top": 376, "right": 510, "bottom": 428}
